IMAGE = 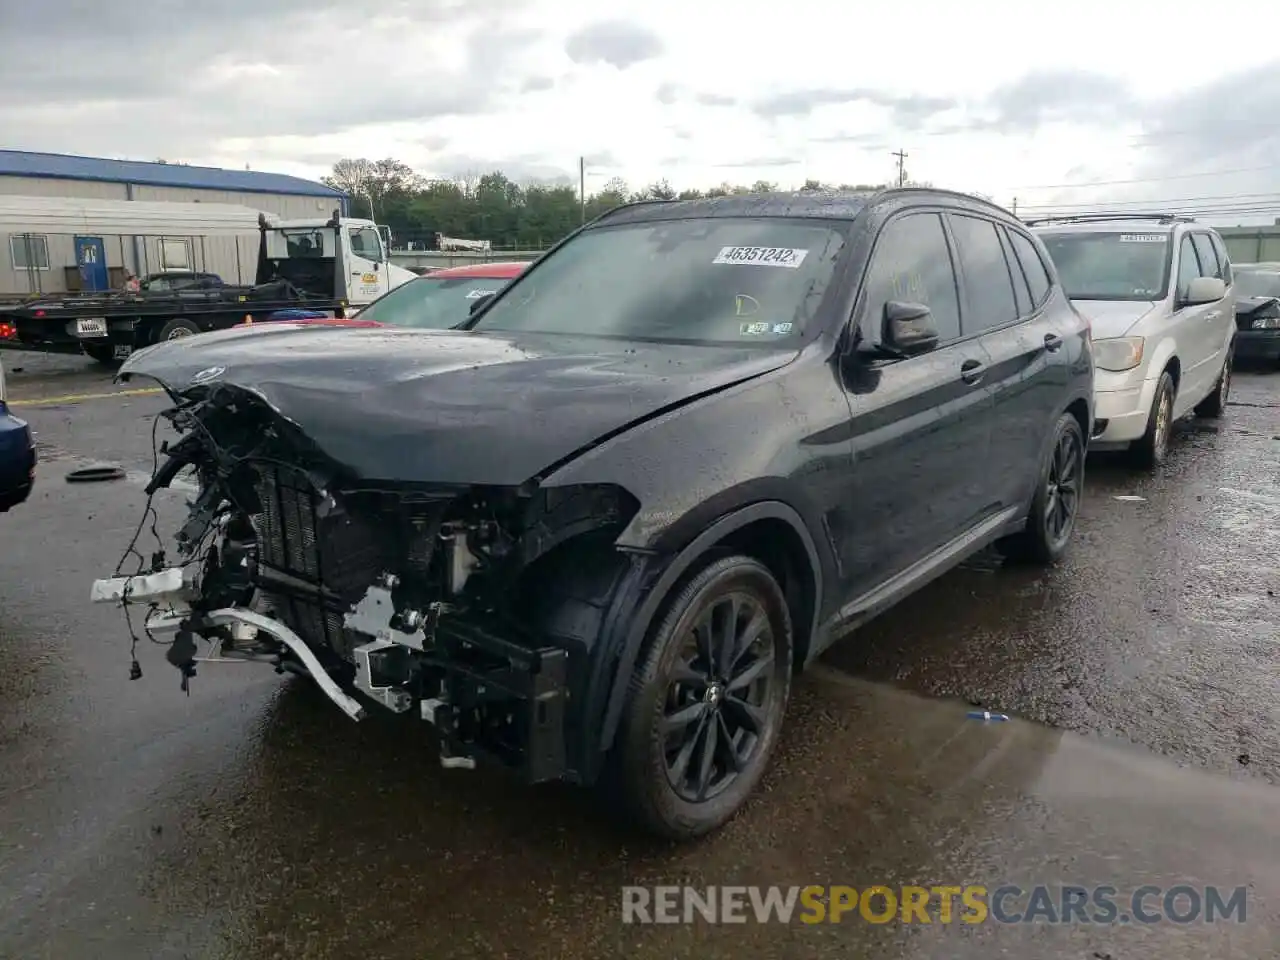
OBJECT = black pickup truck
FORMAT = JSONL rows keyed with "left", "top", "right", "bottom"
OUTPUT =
{"left": 0, "top": 213, "right": 354, "bottom": 365}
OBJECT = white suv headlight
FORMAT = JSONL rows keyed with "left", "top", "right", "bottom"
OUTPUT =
{"left": 1093, "top": 336, "right": 1145, "bottom": 372}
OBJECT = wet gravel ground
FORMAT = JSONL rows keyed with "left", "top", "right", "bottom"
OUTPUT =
{"left": 1, "top": 352, "right": 1278, "bottom": 959}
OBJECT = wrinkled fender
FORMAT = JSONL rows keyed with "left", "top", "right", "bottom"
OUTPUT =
{"left": 582, "top": 499, "right": 823, "bottom": 781}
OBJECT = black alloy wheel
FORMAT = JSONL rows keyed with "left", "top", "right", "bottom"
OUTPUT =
{"left": 661, "top": 590, "right": 777, "bottom": 803}
{"left": 997, "top": 411, "right": 1086, "bottom": 565}
{"left": 1043, "top": 425, "right": 1082, "bottom": 552}
{"left": 611, "top": 554, "right": 792, "bottom": 840}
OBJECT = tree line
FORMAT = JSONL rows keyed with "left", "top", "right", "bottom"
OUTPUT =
{"left": 322, "top": 158, "right": 937, "bottom": 251}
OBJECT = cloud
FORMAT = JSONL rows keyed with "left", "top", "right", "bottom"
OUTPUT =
{"left": 0, "top": 0, "right": 540, "bottom": 161}
{"left": 656, "top": 82, "right": 681, "bottom": 105}
{"left": 521, "top": 75, "right": 556, "bottom": 93}
{"left": 430, "top": 152, "right": 577, "bottom": 186}
{"left": 976, "top": 69, "right": 1135, "bottom": 132}
{"left": 751, "top": 87, "right": 955, "bottom": 129}
{"left": 564, "top": 20, "right": 664, "bottom": 69}
{"left": 694, "top": 92, "right": 736, "bottom": 108}
{"left": 713, "top": 157, "right": 799, "bottom": 168}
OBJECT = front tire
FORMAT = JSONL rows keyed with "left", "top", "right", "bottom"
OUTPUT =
{"left": 999, "top": 412, "right": 1085, "bottom": 565}
{"left": 611, "top": 555, "right": 792, "bottom": 840}
{"left": 1130, "top": 370, "right": 1176, "bottom": 469}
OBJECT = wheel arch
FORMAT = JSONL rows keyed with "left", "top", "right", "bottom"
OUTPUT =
{"left": 585, "top": 499, "right": 823, "bottom": 780}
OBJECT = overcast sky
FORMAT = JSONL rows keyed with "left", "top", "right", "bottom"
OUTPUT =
{"left": 4, "top": 0, "right": 1280, "bottom": 223}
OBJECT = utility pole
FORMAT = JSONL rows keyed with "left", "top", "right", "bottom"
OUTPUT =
{"left": 892, "top": 149, "right": 908, "bottom": 187}
{"left": 579, "top": 156, "right": 586, "bottom": 224}
{"left": 1012, "top": 196, "right": 1018, "bottom": 216}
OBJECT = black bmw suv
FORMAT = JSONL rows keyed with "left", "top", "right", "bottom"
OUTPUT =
{"left": 100, "top": 187, "right": 1094, "bottom": 841}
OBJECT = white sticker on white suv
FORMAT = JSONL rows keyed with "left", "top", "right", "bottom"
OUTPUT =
{"left": 1119, "top": 234, "right": 1167, "bottom": 243}
{"left": 712, "top": 246, "right": 809, "bottom": 268}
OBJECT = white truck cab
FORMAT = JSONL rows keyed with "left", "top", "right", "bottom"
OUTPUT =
{"left": 270, "top": 215, "right": 417, "bottom": 306}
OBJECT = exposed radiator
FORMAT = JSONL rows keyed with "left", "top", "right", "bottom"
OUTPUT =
{"left": 252, "top": 466, "right": 392, "bottom": 661}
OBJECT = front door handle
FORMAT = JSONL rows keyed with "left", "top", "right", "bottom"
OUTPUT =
{"left": 960, "top": 358, "right": 986, "bottom": 385}
{"left": 1206, "top": 310, "right": 1222, "bottom": 320}
{"left": 1044, "top": 332, "right": 1063, "bottom": 352}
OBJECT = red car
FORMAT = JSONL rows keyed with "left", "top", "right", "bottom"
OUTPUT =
{"left": 269, "top": 261, "right": 530, "bottom": 330}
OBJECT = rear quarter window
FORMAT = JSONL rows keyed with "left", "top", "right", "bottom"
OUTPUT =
{"left": 1006, "top": 229, "right": 1053, "bottom": 308}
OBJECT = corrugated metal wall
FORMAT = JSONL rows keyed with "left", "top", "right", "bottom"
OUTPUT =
{"left": 0, "top": 176, "right": 333, "bottom": 295}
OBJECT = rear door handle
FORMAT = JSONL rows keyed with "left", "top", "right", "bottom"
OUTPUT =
{"left": 1043, "top": 332, "right": 1063, "bottom": 352}
{"left": 960, "top": 358, "right": 986, "bottom": 385}
{"left": 1206, "top": 310, "right": 1222, "bottom": 320}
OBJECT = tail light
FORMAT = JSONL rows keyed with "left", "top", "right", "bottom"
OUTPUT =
{"left": 0, "top": 322, "right": 15, "bottom": 340}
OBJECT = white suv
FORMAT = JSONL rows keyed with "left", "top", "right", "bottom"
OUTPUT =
{"left": 1030, "top": 215, "right": 1236, "bottom": 467}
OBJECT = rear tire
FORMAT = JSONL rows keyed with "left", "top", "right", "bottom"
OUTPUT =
{"left": 609, "top": 555, "right": 792, "bottom": 841}
{"left": 1129, "top": 370, "right": 1176, "bottom": 469}
{"left": 1194, "top": 353, "right": 1231, "bottom": 418}
{"left": 155, "top": 317, "right": 202, "bottom": 342}
{"left": 998, "top": 412, "right": 1085, "bottom": 565}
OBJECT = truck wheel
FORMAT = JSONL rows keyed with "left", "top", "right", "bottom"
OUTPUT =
{"left": 1194, "top": 354, "right": 1231, "bottom": 418}
{"left": 1129, "top": 370, "right": 1176, "bottom": 469}
{"left": 82, "top": 343, "right": 120, "bottom": 367}
{"left": 155, "top": 318, "right": 202, "bottom": 341}
{"left": 611, "top": 554, "right": 792, "bottom": 840}
{"left": 997, "top": 412, "right": 1085, "bottom": 565}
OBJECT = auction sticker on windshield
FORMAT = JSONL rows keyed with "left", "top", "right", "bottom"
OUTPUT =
{"left": 1119, "top": 234, "right": 1167, "bottom": 243}
{"left": 713, "top": 246, "right": 809, "bottom": 268}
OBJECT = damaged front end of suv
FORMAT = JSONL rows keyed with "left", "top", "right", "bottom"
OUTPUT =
{"left": 92, "top": 356, "right": 651, "bottom": 784}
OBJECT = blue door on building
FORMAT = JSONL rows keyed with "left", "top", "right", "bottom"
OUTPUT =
{"left": 73, "top": 236, "right": 109, "bottom": 291}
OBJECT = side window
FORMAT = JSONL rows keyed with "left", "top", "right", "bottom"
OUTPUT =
{"left": 1191, "top": 234, "right": 1221, "bottom": 280}
{"left": 859, "top": 213, "right": 961, "bottom": 343}
{"left": 1007, "top": 228, "right": 1052, "bottom": 307}
{"left": 349, "top": 227, "right": 383, "bottom": 262}
{"left": 1175, "top": 236, "right": 1200, "bottom": 300}
{"left": 997, "top": 227, "right": 1032, "bottom": 317}
{"left": 1209, "top": 232, "right": 1232, "bottom": 284}
{"left": 948, "top": 214, "right": 1019, "bottom": 333}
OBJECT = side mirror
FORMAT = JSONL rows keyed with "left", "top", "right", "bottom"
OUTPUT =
{"left": 468, "top": 291, "right": 495, "bottom": 316}
{"left": 882, "top": 300, "right": 939, "bottom": 354}
{"left": 1183, "top": 276, "right": 1226, "bottom": 305}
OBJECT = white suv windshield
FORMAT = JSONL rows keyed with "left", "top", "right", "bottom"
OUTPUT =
{"left": 1038, "top": 231, "right": 1172, "bottom": 301}
{"left": 469, "top": 217, "right": 847, "bottom": 345}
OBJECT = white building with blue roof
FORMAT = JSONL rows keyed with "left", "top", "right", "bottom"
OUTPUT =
{"left": 0, "top": 150, "right": 346, "bottom": 295}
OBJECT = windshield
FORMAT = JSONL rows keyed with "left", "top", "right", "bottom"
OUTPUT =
{"left": 357, "top": 275, "right": 515, "bottom": 328}
{"left": 1232, "top": 269, "right": 1280, "bottom": 298}
{"left": 1038, "top": 231, "right": 1172, "bottom": 301}
{"left": 469, "top": 217, "right": 847, "bottom": 345}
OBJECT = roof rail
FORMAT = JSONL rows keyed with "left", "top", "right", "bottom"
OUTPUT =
{"left": 1023, "top": 212, "right": 1196, "bottom": 227}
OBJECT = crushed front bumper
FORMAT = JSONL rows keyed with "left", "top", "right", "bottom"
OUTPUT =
{"left": 89, "top": 568, "right": 571, "bottom": 782}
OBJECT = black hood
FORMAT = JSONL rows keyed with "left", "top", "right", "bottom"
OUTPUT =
{"left": 120, "top": 324, "right": 797, "bottom": 485}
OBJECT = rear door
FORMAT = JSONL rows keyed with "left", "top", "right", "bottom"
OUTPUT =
{"left": 836, "top": 210, "right": 995, "bottom": 598}
{"left": 946, "top": 213, "right": 1064, "bottom": 512}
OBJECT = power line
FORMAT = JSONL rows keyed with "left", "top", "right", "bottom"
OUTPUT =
{"left": 1010, "top": 162, "right": 1280, "bottom": 191}
{"left": 1018, "top": 191, "right": 1280, "bottom": 211}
